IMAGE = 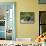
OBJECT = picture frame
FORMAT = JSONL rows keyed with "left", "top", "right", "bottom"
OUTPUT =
{"left": 39, "top": 0, "right": 46, "bottom": 4}
{"left": 39, "top": 11, "right": 46, "bottom": 35}
{"left": 20, "top": 12, "right": 34, "bottom": 24}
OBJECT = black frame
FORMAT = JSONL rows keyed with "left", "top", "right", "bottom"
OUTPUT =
{"left": 39, "top": 0, "right": 46, "bottom": 4}
{"left": 39, "top": 11, "right": 46, "bottom": 35}
{"left": 39, "top": 14, "right": 40, "bottom": 36}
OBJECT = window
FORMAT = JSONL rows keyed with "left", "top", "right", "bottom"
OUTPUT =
{"left": 39, "top": 0, "right": 46, "bottom": 4}
{"left": 0, "top": 2, "right": 16, "bottom": 40}
{"left": 39, "top": 11, "right": 46, "bottom": 35}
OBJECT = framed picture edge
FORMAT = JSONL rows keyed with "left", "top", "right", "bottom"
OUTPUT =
{"left": 39, "top": 11, "right": 46, "bottom": 36}
{"left": 20, "top": 12, "right": 35, "bottom": 24}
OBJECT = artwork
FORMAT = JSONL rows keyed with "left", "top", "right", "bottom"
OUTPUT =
{"left": 39, "top": 0, "right": 46, "bottom": 4}
{"left": 20, "top": 12, "right": 34, "bottom": 24}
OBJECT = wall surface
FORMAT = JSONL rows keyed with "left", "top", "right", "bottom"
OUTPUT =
{"left": 0, "top": 0, "right": 45, "bottom": 40}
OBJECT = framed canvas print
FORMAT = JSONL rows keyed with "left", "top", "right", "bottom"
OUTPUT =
{"left": 0, "top": 2, "right": 16, "bottom": 40}
{"left": 39, "top": 0, "right": 46, "bottom": 4}
{"left": 39, "top": 11, "right": 46, "bottom": 35}
{"left": 20, "top": 12, "right": 34, "bottom": 24}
